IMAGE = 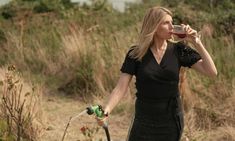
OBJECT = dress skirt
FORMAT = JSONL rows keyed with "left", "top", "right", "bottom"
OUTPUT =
{"left": 127, "top": 96, "right": 184, "bottom": 141}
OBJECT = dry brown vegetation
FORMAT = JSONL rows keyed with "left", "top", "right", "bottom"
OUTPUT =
{"left": 0, "top": 0, "right": 234, "bottom": 140}
{"left": 0, "top": 66, "right": 43, "bottom": 140}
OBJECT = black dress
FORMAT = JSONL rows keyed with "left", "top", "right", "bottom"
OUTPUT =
{"left": 120, "top": 41, "right": 201, "bottom": 141}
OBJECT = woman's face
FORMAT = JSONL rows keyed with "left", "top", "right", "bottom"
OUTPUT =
{"left": 155, "top": 14, "right": 173, "bottom": 40}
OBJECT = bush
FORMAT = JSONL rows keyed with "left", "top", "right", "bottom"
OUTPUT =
{"left": 61, "top": 0, "right": 74, "bottom": 9}
{"left": 0, "top": 65, "right": 41, "bottom": 140}
{"left": 0, "top": 29, "right": 7, "bottom": 44}
{"left": 216, "top": 12, "right": 235, "bottom": 36}
{"left": 58, "top": 54, "right": 97, "bottom": 97}
{"left": 33, "top": 1, "right": 53, "bottom": 13}
{"left": 1, "top": 5, "right": 17, "bottom": 20}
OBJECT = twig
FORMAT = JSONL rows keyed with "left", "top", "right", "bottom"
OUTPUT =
{"left": 61, "top": 117, "right": 72, "bottom": 141}
{"left": 61, "top": 110, "right": 88, "bottom": 141}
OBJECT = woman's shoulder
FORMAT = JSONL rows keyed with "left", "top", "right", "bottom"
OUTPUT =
{"left": 126, "top": 44, "right": 139, "bottom": 55}
{"left": 169, "top": 41, "right": 185, "bottom": 48}
{"left": 125, "top": 44, "right": 140, "bottom": 61}
{"left": 169, "top": 41, "right": 187, "bottom": 52}
{"left": 129, "top": 44, "right": 139, "bottom": 50}
{"left": 167, "top": 41, "right": 189, "bottom": 57}
{"left": 167, "top": 41, "right": 183, "bottom": 50}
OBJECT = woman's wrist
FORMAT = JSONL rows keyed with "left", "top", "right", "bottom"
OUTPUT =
{"left": 104, "top": 106, "right": 111, "bottom": 115}
{"left": 189, "top": 36, "right": 202, "bottom": 47}
{"left": 195, "top": 36, "right": 202, "bottom": 44}
{"left": 195, "top": 38, "right": 203, "bottom": 46}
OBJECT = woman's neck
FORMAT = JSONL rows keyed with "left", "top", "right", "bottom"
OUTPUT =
{"left": 153, "top": 38, "right": 167, "bottom": 50}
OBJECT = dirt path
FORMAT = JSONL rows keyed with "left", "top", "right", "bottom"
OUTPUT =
{"left": 40, "top": 94, "right": 133, "bottom": 141}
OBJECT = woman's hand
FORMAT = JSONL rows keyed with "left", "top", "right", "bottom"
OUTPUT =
{"left": 95, "top": 110, "right": 109, "bottom": 127}
{"left": 180, "top": 24, "right": 217, "bottom": 77}
{"left": 181, "top": 24, "right": 201, "bottom": 44}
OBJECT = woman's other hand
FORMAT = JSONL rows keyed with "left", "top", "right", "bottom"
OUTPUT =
{"left": 95, "top": 111, "right": 109, "bottom": 127}
{"left": 181, "top": 24, "right": 200, "bottom": 44}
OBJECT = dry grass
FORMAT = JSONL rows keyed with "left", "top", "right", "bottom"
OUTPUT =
{"left": 1, "top": 10, "right": 234, "bottom": 140}
{"left": 180, "top": 71, "right": 235, "bottom": 141}
{"left": 0, "top": 66, "right": 44, "bottom": 140}
{"left": 33, "top": 23, "right": 233, "bottom": 141}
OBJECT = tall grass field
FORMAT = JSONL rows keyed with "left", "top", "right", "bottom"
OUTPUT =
{"left": 0, "top": 0, "right": 234, "bottom": 140}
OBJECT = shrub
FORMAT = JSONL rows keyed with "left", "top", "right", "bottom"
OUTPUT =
{"left": 0, "top": 65, "right": 41, "bottom": 140}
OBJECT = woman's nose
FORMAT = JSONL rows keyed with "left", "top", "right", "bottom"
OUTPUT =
{"left": 169, "top": 24, "right": 173, "bottom": 30}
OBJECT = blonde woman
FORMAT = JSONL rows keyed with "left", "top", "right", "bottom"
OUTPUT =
{"left": 98, "top": 6, "right": 217, "bottom": 141}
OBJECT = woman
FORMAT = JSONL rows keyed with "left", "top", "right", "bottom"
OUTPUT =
{"left": 98, "top": 6, "right": 217, "bottom": 141}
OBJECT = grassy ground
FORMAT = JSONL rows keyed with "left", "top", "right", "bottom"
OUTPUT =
{"left": 40, "top": 92, "right": 133, "bottom": 141}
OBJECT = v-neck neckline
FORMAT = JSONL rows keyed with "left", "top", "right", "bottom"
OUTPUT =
{"left": 149, "top": 43, "right": 169, "bottom": 66}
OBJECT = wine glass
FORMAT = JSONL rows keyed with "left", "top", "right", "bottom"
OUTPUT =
{"left": 170, "top": 25, "right": 201, "bottom": 43}
{"left": 170, "top": 25, "right": 186, "bottom": 43}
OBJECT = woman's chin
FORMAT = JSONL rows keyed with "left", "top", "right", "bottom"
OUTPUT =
{"left": 166, "top": 36, "right": 172, "bottom": 40}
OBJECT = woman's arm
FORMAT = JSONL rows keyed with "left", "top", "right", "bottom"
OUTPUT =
{"left": 183, "top": 24, "right": 217, "bottom": 77}
{"left": 191, "top": 40, "right": 217, "bottom": 77}
{"left": 104, "top": 73, "right": 133, "bottom": 115}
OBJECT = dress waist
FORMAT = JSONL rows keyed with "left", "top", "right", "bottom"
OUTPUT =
{"left": 135, "top": 95, "right": 182, "bottom": 118}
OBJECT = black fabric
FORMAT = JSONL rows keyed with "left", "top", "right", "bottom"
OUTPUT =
{"left": 176, "top": 42, "right": 202, "bottom": 68}
{"left": 120, "top": 41, "right": 200, "bottom": 141}
{"left": 120, "top": 47, "right": 139, "bottom": 75}
{"left": 121, "top": 41, "right": 201, "bottom": 99}
{"left": 128, "top": 96, "right": 184, "bottom": 141}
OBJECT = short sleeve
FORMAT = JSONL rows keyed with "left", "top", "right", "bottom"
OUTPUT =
{"left": 120, "top": 48, "right": 138, "bottom": 75}
{"left": 177, "top": 42, "right": 201, "bottom": 68}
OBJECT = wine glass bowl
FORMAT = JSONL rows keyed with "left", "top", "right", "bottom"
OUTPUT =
{"left": 170, "top": 25, "right": 186, "bottom": 42}
{"left": 169, "top": 25, "right": 202, "bottom": 43}
{"left": 172, "top": 25, "right": 186, "bottom": 38}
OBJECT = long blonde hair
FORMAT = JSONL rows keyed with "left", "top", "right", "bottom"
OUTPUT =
{"left": 130, "top": 7, "right": 172, "bottom": 61}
